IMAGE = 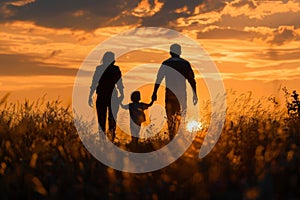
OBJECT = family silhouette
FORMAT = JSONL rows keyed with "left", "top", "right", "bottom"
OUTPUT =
{"left": 89, "top": 44, "right": 197, "bottom": 144}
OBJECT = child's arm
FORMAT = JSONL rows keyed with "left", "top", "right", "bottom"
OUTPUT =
{"left": 143, "top": 99, "right": 154, "bottom": 109}
{"left": 120, "top": 103, "right": 129, "bottom": 110}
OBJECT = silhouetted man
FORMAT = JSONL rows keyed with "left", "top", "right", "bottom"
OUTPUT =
{"left": 152, "top": 44, "right": 197, "bottom": 139}
{"left": 89, "top": 51, "right": 124, "bottom": 141}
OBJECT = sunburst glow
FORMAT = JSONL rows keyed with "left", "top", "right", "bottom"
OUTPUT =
{"left": 186, "top": 120, "right": 202, "bottom": 132}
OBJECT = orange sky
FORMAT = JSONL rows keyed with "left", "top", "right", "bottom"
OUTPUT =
{"left": 0, "top": 0, "right": 300, "bottom": 105}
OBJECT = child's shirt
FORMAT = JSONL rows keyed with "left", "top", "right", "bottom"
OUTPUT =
{"left": 130, "top": 102, "right": 151, "bottom": 125}
{"left": 123, "top": 102, "right": 151, "bottom": 125}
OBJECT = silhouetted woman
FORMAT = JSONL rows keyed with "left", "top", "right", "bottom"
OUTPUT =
{"left": 89, "top": 51, "right": 124, "bottom": 141}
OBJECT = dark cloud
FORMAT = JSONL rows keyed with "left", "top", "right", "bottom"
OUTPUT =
{"left": 0, "top": 53, "right": 81, "bottom": 76}
{"left": 0, "top": 0, "right": 211, "bottom": 30}
{"left": 0, "top": 0, "right": 140, "bottom": 30}
{"left": 198, "top": 0, "right": 227, "bottom": 13}
{"left": 214, "top": 12, "right": 300, "bottom": 30}
{"left": 269, "top": 26, "right": 297, "bottom": 45}
{"left": 1, "top": 0, "right": 298, "bottom": 36}
{"left": 226, "top": 0, "right": 291, "bottom": 9}
{"left": 229, "top": 0, "right": 257, "bottom": 9}
{"left": 141, "top": 0, "right": 204, "bottom": 27}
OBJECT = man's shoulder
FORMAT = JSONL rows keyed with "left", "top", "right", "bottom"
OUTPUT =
{"left": 163, "top": 57, "right": 177, "bottom": 64}
{"left": 98, "top": 64, "right": 120, "bottom": 69}
{"left": 177, "top": 57, "right": 190, "bottom": 65}
{"left": 163, "top": 57, "right": 190, "bottom": 64}
{"left": 113, "top": 64, "right": 120, "bottom": 68}
{"left": 162, "top": 57, "right": 191, "bottom": 70}
{"left": 112, "top": 64, "right": 121, "bottom": 72}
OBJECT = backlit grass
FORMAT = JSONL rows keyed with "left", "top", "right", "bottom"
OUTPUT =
{"left": 0, "top": 89, "right": 299, "bottom": 199}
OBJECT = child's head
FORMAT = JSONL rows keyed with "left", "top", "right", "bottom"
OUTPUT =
{"left": 131, "top": 91, "right": 141, "bottom": 103}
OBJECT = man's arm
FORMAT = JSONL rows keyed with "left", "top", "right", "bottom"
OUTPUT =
{"left": 145, "top": 99, "right": 155, "bottom": 109}
{"left": 142, "top": 100, "right": 154, "bottom": 110}
{"left": 152, "top": 64, "right": 165, "bottom": 101}
{"left": 186, "top": 63, "right": 198, "bottom": 105}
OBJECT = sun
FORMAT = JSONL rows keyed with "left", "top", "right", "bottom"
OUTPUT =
{"left": 186, "top": 120, "right": 202, "bottom": 132}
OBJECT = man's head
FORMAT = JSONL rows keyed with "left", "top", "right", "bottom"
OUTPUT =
{"left": 131, "top": 91, "right": 141, "bottom": 103}
{"left": 170, "top": 43, "right": 181, "bottom": 57}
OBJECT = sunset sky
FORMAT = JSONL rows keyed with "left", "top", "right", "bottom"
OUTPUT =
{"left": 1, "top": 0, "right": 300, "bottom": 105}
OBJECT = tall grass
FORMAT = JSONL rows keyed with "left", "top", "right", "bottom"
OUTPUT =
{"left": 0, "top": 90, "right": 299, "bottom": 199}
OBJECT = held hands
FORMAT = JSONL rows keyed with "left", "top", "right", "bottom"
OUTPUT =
{"left": 118, "top": 93, "right": 124, "bottom": 102}
{"left": 152, "top": 92, "right": 197, "bottom": 105}
{"left": 151, "top": 93, "right": 157, "bottom": 102}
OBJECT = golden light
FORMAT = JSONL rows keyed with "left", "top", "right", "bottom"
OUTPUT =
{"left": 186, "top": 120, "right": 202, "bottom": 132}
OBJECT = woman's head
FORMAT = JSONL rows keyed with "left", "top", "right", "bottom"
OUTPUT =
{"left": 101, "top": 51, "right": 115, "bottom": 65}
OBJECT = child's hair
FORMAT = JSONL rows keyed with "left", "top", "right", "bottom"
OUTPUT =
{"left": 131, "top": 91, "right": 141, "bottom": 102}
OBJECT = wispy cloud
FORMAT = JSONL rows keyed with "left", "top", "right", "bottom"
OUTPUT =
{"left": 131, "top": 0, "right": 164, "bottom": 17}
{"left": 0, "top": 54, "right": 81, "bottom": 76}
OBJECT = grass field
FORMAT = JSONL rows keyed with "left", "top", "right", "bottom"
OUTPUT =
{"left": 0, "top": 89, "right": 299, "bottom": 199}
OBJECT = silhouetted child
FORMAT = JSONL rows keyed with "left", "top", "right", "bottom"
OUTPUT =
{"left": 121, "top": 91, "right": 154, "bottom": 146}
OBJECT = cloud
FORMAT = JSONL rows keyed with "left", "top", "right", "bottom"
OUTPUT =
{"left": 215, "top": 10, "right": 300, "bottom": 30}
{"left": 0, "top": 0, "right": 140, "bottom": 30}
{"left": 2, "top": 0, "right": 298, "bottom": 36}
{"left": 229, "top": 0, "right": 257, "bottom": 9}
{"left": 250, "top": 25, "right": 300, "bottom": 45}
{"left": 178, "top": 0, "right": 300, "bottom": 31}
{"left": 221, "top": 0, "right": 300, "bottom": 20}
{"left": 252, "top": 48, "right": 300, "bottom": 62}
{"left": 0, "top": 53, "right": 81, "bottom": 76}
{"left": 0, "top": 0, "right": 210, "bottom": 30}
{"left": 142, "top": 0, "right": 204, "bottom": 28}
{"left": 269, "top": 26, "right": 297, "bottom": 45}
{"left": 7, "top": 0, "right": 36, "bottom": 7}
{"left": 197, "top": 27, "right": 256, "bottom": 40}
{"left": 131, "top": 0, "right": 164, "bottom": 17}
{"left": 197, "top": 25, "right": 300, "bottom": 46}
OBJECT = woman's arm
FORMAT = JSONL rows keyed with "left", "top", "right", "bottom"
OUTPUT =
{"left": 89, "top": 66, "right": 101, "bottom": 107}
{"left": 120, "top": 103, "right": 129, "bottom": 110}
